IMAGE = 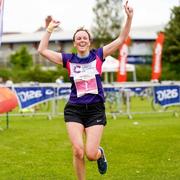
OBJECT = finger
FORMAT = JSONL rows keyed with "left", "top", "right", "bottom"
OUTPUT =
{"left": 124, "top": 1, "right": 128, "bottom": 9}
{"left": 125, "top": 0, "right": 128, "bottom": 6}
{"left": 124, "top": 4, "right": 128, "bottom": 13}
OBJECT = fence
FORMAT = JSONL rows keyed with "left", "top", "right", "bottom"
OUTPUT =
{"left": 1, "top": 81, "right": 180, "bottom": 120}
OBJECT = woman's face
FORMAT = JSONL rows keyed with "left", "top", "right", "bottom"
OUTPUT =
{"left": 73, "top": 31, "right": 91, "bottom": 54}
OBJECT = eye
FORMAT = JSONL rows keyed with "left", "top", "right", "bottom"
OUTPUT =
{"left": 83, "top": 36, "right": 88, "bottom": 40}
{"left": 77, "top": 37, "right": 81, "bottom": 40}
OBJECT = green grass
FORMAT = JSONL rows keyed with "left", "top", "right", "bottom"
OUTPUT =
{"left": 0, "top": 112, "right": 180, "bottom": 180}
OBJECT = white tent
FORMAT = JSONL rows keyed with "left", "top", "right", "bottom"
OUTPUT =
{"left": 102, "top": 56, "right": 135, "bottom": 72}
{"left": 102, "top": 56, "right": 137, "bottom": 82}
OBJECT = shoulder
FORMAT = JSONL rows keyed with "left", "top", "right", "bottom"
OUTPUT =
{"left": 62, "top": 53, "right": 76, "bottom": 61}
{"left": 90, "top": 47, "right": 103, "bottom": 61}
{"left": 90, "top": 47, "right": 103, "bottom": 54}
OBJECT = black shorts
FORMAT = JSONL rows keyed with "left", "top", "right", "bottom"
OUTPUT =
{"left": 64, "top": 102, "right": 107, "bottom": 128}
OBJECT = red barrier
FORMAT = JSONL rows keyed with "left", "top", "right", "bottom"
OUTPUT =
{"left": 0, "top": 87, "right": 18, "bottom": 113}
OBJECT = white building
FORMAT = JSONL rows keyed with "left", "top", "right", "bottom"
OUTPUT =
{"left": 0, "top": 24, "right": 165, "bottom": 67}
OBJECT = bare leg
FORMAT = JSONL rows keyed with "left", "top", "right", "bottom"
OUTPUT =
{"left": 85, "top": 125, "right": 104, "bottom": 161}
{"left": 66, "top": 122, "right": 85, "bottom": 180}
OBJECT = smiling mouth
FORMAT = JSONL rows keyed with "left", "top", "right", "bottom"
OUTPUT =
{"left": 79, "top": 43, "right": 86, "bottom": 47}
{"left": 78, "top": 45, "right": 87, "bottom": 49}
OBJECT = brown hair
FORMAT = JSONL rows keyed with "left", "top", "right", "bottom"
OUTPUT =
{"left": 73, "top": 27, "right": 92, "bottom": 42}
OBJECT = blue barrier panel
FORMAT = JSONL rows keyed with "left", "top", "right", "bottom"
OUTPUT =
{"left": 129, "top": 87, "right": 148, "bottom": 95}
{"left": 153, "top": 85, "right": 180, "bottom": 107}
{"left": 14, "top": 87, "right": 56, "bottom": 109}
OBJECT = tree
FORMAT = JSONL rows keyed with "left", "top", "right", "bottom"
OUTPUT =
{"left": 9, "top": 46, "right": 33, "bottom": 70}
{"left": 162, "top": 5, "right": 180, "bottom": 78}
{"left": 91, "top": 0, "right": 123, "bottom": 47}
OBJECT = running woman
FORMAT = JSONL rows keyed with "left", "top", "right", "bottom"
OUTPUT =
{"left": 38, "top": 1, "right": 133, "bottom": 179}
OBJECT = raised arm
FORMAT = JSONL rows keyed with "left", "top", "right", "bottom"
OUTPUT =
{"left": 38, "top": 20, "right": 63, "bottom": 65}
{"left": 103, "top": 1, "right": 133, "bottom": 58}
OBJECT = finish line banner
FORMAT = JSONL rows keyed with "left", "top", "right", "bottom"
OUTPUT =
{"left": 153, "top": 85, "right": 180, "bottom": 107}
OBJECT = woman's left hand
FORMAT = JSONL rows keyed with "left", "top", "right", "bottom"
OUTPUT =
{"left": 124, "top": 1, "right": 133, "bottom": 19}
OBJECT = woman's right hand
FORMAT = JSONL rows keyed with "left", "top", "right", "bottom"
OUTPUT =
{"left": 47, "top": 20, "right": 60, "bottom": 33}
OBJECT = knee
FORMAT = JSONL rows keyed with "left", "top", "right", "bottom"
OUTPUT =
{"left": 73, "top": 145, "right": 84, "bottom": 160}
{"left": 86, "top": 148, "right": 98, "bottom": 161}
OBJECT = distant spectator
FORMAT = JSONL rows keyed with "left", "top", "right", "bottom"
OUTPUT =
{"left": 55, "top": 76, "right": 64, "bottom": 84}
{"left": 5, "top": 79, "right": 13, "bottom": 86}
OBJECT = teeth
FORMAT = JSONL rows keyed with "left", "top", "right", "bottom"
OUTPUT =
{"left": 80, "top": 43, "right": 85, "bottom": 46}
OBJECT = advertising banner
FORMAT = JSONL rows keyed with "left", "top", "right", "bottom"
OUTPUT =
{"left": 117, "top": 37, "right": 131, "bottom": 82}
{"left": 57, "top": 87, "right": 71, "bottom": 99}
{"left": 151, "top": 32, "right": 165, "bottom": 81}
{"left": 129, "top": 87, "right": 148, "bottom": 95}
{"left": 14, "top": 87, "right": 56, "bottom": 109}
{"left": 154, "top": 85, "right": 180, "bottom": 107}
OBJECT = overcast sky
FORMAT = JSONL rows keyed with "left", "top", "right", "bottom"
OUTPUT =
{"left": 3, "top": 0, "right": 179, "bottom": 33}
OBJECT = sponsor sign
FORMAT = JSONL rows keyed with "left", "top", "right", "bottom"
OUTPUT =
{"left": 14, "top": 87, "right": 56, "bottom": 108}
{"left": 154, "top": 85, "right": 180, "bottom": 107}
{"left": 117, "top": 37, "right": 131, "bottom": 82}
{"left": 151, "top": 32, "right": 165, "bottom": 81}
